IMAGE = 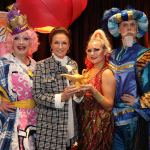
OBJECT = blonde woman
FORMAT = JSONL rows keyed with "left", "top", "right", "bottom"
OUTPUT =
{"left": 78, "top": 29, "right": 116, "bottom": 150}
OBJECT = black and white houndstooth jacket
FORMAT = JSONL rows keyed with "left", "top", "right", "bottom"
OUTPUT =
{"left": 32, "top": 55, "right": 79, "bottom": 150}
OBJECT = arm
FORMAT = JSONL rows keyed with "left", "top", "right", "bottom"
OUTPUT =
{"left": 81, "top": 69, "right": 116, "bottom": 111}
{"left": 0, "top": 96, "right": 15, "bottom": 116}
{"left": 121, "top": 94, "right": 139, "bottom": 107}
{"left": 0, "top": 58, "right": 15, "bottom": 115}
{"left": 32, "top": 61, "right": 81, "bottom": 108}
{"left": 97, "top": 69, "right": 116, "bottom": 111}
{"left": 122, "top": 62, "right": 150, "bottom": 121}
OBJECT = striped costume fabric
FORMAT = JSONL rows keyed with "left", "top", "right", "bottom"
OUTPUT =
{"left": 108, "top": 9, "right": 148, "bottom": 38}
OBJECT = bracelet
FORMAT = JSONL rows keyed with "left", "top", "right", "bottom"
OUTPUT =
{"left": 92, "top": 89, "right": 103, "bottom": 102}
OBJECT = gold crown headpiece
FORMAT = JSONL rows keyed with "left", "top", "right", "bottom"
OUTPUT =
{"left": 7, "top": 4, "right": 29, "bottom": 34}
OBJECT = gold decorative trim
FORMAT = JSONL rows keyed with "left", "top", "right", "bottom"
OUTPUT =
{"left": 109, "top": 63, "right": 134, "bottom": 71}
{"left": 114, "top": 109, "right": 135, "bottom": 116}
{"left": 115, "top": 13, "right": 122, "bottom": 23}
{"left": 128, "top": 10, "right": 133, "bottom": 20}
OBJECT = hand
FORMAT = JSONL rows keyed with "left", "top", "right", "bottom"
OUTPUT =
{"left": 121, "top": 94, "right": 136, "bottom": 106}
{"left": 61, "top": 85, "right": 80, "bottom": 102}
{"left": 0, "top": 97, "right": 15, "bottom": 116}
{"left": 80, "top": 84, "right": 94, "bottom": 93}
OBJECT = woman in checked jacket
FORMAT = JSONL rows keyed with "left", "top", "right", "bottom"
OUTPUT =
{"left": 33, "top": 27, "right": 83, "bottom": 150}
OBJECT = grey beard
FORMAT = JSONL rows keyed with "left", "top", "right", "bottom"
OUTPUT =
{"left": 122, "top": 35, "right": 134, "bottom": 47}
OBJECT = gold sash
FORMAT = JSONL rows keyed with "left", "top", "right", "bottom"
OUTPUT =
{"left": 0, "top": 86, "right": 35, "bottom": 109}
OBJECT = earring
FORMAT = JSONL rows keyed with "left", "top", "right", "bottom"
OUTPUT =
{"left": 67, "top": 49, "right": 70, "bottom": 54}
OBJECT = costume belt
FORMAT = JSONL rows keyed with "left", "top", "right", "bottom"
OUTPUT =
{"left": 0, "top": 86, "right": 35, "bottom": 109}
{"left": 11, "top": 99, "right": 35, "bottom": 109}
{"left": 113, "top": 108, "right": 135, "bottom": 116}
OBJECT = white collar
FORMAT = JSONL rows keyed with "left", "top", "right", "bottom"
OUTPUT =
{"left": 52, "top": 53, "right": 68, "bottom": 66}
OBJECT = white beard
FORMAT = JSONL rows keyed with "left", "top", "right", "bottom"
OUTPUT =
{"left": 122, "top": 35, "right": 134, "bottom": 47}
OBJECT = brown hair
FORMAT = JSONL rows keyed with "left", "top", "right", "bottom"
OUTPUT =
{"left": 49, "top": 27, "right": 71, "bottom": 45}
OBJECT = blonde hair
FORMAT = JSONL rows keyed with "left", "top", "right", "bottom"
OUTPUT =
{"left": 85, "top": 29, "right": 112, "bottom": 69}
{"left": 88, "top": 29, "right": 111, "bottom": 53}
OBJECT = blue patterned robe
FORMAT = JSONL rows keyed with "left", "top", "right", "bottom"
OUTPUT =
{"left": 109, "top": 42, "right": 150, "bottom": 149}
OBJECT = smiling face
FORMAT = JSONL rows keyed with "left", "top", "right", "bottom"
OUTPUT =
{"left": 86, "top": 40, "right": 106, "bottom": 65}
{"left": 12, "top": 31, "right": 31, "bottom": 57}
{"left": 51, "top": 33, "right": 70, "bottom": 59}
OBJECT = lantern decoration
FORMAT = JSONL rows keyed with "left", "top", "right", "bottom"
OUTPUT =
{"left": 16, "top": 0, "right": 87, "bottom": 33}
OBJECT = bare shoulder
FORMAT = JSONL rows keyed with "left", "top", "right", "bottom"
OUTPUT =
{"left": 101, "top": 68, "right": 116, "bottom": 87}
{"left": 102, "top": 68, "right": 114, "bottom": 77}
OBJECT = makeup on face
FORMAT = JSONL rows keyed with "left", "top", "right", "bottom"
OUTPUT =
{"left": 86, "top": 48, "right": 100, "bottom": 53}
{"left": 12, "top": 31, "right": 31, "bottom": 57}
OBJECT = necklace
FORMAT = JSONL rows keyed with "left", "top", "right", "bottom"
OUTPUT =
{"left": 11, "top": 53, "right": 33, "bottom": 78}
{"left": 83, "top": 62, "right": 107, "bottom": 82}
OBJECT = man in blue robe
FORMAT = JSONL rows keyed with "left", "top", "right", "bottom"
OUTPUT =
{"left": 103, "top": 8, "right": 150, "bottom": 150}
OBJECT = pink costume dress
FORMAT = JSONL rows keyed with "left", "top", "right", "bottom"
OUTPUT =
{"left": 3, "top": 53, "right": 37, "bottom": 150}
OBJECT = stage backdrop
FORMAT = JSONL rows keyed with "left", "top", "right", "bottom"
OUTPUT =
{"left": 0, "top": 0, "right": 150, "bottom": 72}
